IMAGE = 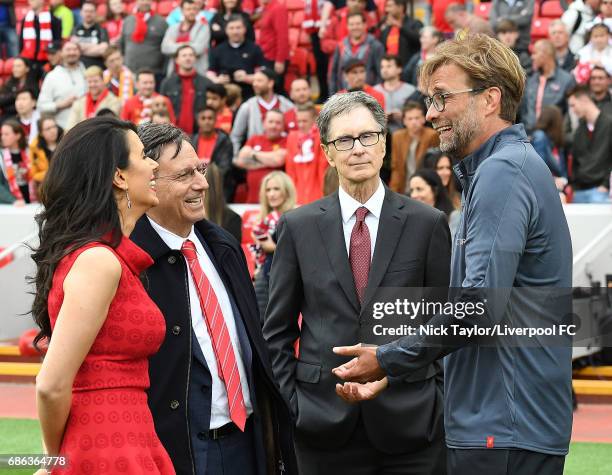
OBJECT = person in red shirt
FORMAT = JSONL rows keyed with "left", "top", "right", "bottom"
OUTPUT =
{"left": 285, "top": 103, "right": 329, "bottom": 205}
{"left": 121, "top": 69, "right": 176, "bottom": 124}
{"left": 206, "top": 83, "right": 234, "bottom": 134}
{"left": 234, "top": 109, "right": 287, "bottom": 203}
{"left": 255, "top": 0, "right": 289, "bottom": 91}
{"left": 284, "top": 78, "right": 313, "bottom": 132}
{"left": 193, "top": 106, "right": 233, "bottom": 182}
{"left": 338, "top": 58, "right": 386, "bottom": 109}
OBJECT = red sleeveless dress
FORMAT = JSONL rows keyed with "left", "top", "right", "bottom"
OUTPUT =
{"left": 47, "top": 237, "right": 175, "bottom": 474}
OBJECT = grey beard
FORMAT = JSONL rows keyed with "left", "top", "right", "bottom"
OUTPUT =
{"left": 439, "top": 100, "right": 480, "bottom": 161}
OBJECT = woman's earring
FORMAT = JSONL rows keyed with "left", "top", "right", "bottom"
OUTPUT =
{"left": 126, "top": 189, "right": 132, "bottom": 209}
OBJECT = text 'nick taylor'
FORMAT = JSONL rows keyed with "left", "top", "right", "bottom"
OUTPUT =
{"left": 372, "top": 324, "right": 577, "bottom": 337}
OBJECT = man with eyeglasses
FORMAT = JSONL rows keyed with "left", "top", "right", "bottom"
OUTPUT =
{"left": 130, "top": 123, "right": 297, "bottom": 475}
{"left": 331, "top": 34, "right": 573, "bottom": 475}
{"left": 263, "top": 90, "right": 451, "bottom": 474}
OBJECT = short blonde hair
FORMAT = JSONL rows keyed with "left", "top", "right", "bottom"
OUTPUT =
{"left": 418, "top": 34, "right": 525, "bottom": 122}
{"left": 258, "top": 171, "right": 296, "bottom": 217}
{"left": 84, "top": 65, "right": 104, "bottom": 79}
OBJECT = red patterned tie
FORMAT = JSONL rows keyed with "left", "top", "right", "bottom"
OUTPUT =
{"left": 181, "top": 240, "right": 247, "bottom": 431}
{"left": 349, "top": 207, "right": 371, "bottom": 305}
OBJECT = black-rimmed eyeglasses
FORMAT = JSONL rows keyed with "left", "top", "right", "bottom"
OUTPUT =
{"left": 325, "top": 131, "right": 384, "bottom": 152}
{"left": 424, "top": 87, "right": 487, "bottom": 112}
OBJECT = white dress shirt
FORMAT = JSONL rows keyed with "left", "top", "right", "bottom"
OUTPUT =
{"left": 148, "top": 217, "right": 253, "bottom": 429}
{"left": 338, "top": 179, "right": 385, "bottom": 259}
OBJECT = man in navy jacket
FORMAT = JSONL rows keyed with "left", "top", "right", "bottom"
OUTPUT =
{"left": 132, "top": 122, "right": 296, "bottom": 475}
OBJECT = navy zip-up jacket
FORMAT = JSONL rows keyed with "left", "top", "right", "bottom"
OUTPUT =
{"left": 377, "top": 124, "right": 573, "bottom": 455}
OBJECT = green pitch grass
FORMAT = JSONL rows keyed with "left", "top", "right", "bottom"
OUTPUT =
{"left": 0, "top": 418, "right": 610, "bottom": 474}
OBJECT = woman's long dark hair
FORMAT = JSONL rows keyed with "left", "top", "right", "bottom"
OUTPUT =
{"left": 204, "top": 162, "right": 228, "bottom": 226}
{"left": 422, "top": 148, "right": 461, "bottom": 210}
{"left": 1, "top": 118, "right": 27, "bottom": 150}
{"left": 30, "top": 117, "right": 137, "bottom": 347}
{"left": 410, "top": 168, "right": 455, "bottom": 217}
{"left": 534, "top": 105, "right": 564, "bottom": 149}
{"left": 220, "top": 0, "right": 244, "bottom": 15}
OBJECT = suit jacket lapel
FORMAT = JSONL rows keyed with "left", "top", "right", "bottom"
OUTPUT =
{"left": 362, "top": 189, "right": 406, "bottom": 311}
{"left": 316, "top": 193, "right": 361, "bottom": 313}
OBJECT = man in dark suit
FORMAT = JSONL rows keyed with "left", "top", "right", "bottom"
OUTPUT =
{"left": 131, "top": 123, "right": 296, "bottom": 475}
{"left": 263, "top": 91, "right": 451, "bottom": 474}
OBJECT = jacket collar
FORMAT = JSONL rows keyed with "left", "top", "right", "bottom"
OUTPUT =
{"left": 453, "top": 123, "right": 528, "bottom": 192}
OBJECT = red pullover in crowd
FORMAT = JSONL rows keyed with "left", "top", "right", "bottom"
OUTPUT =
{"left": 256, "top": 0, "right": 289, "bottom": 63}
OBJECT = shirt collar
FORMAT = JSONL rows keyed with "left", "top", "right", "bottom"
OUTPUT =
{"left": 338, "top": 178, "right": 384, "bottom": 224}
{"left": 147, "top": 216, "right": 198, "bottom": 253}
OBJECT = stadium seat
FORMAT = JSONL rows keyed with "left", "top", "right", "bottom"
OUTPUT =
{"left": 540, "top": 0, "right": 564, "bottom": 18}
{"left": 531, "top": 17, "right": 555, "bottom": 41}
{"left": 474, "top": 1, "right": 493, "bottom": 20}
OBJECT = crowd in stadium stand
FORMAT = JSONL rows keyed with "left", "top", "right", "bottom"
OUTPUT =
{"left": 0, "top": 0, "right": 611, "bottom": 244}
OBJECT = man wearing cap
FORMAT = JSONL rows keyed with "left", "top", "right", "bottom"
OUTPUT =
{"left": 329, "top": 11, "right": 385, "bottom": 95}
{"left": 339, "top": 58, "right": 386, "bottom": 109}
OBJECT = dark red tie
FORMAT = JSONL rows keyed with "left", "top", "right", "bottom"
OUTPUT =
{"left": 181, "top": 240, "right": 247, "bottom": 431}
{"left": 349, "top": 207, "right": 371, "bottom": 305}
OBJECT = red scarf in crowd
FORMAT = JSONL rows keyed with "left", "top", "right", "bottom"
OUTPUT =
{"left": 178, "top": 71, "right": 196, "bottom": 134}
{"left": 131, "top": 11, "right": 150, "bottom": 43}
{"left": 21, "top": 10, "right": 52, "bottom": 61}
{"left": 85, "top": 88, "right": 110, "bottom": 118}
{"left": 2, "top": 149, "right": 30, "bottom": 201}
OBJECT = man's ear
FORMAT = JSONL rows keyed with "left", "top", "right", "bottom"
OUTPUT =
{"left": 484, "top": 86, "right": 503, "bottom": 117}
{"left": 113, "top": 168, "right": 128, "bottom": 191}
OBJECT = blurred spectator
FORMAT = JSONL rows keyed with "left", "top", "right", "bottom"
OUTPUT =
{"left": 255, "top": 0, "right": 290, "bottom": 91}
{"left": 67, "top": 66, "right": 120, "bottom": 129}
{"left": 0, "top": 0, "right": 18, "bottom": 58}
{"left": 14, "top": 89, "right": 39, "bottom": 143}
{"left": 374, "top": 54, "right": 416, "bottom": 132}
{"left": 71, "top": 1, "right": 110, "bottom": 69}
{"left": 408, "top": 168, "right": 459, "bottom": 236}
{"left": 161, "top": 0, "right": 210, "bottom": 77}
{"left": 319, "top": 0, "right": 378, "bottom": 57}
{"left": 285, "top": 103, "right": 328, "bottom": 204}
{"left": 230, "top": 69, "right": 294, "bottom": 158}
{"left": 1, "top": 118, "right": 33, "bottom": 205}
{"left": 427, "top": 0, "right": 463, "bottom": 38}
{"left": 50, "top": 0, "right": 74, "bottom": 39}
{"left": 495, "top": 19, "right": 532, "bottom": 73}
{"left": 207, "top": 14, "right": 265, "bottom": 100}
{"left": 403, "top": 26, "right": 444, "bottom": 85}
{"left": 329, "top": 12, "right": 385, "bottom": 94}
{"left": 42, "top": 40, "right": 63, "bottom": 77}
{"left": 532, "top": 105, "right": 568, "bottom": 182}
{"left": 339, "top": 58, "right": 386, "bottom": 108}
{"left": 166, "top": 0, "right": 208, "bottom": 26}
{"left": 562, "top": 0, "right": 600, "bottom": 52}
{"left": 567, "top": 84, "right": 612, "bottom": 203}
{"left": 203, "top": 162, "right": 242, "bottom": 242}
{"left": 548, "top": 19, "right": 576, "bottom": 73}
{"left": 322, "top": 164, "right": 339, "bottom": 195}
{"left": 380, "top": 0, "right": 423, "bottom": 66}
{"left": 120, "top": 0, "right": 168, "bottom": 81}
{"left": 589, "top": 66, "right": 612, "bottom": 113}
{"left": 161, "top": 44, "right": 212, "bottom": 134}
{"left": 389, "top": 101, "right": 439, "bottom": 193}
{"left": 574, "top": 23, "right": 612, "bottom": 82}
{"left": 151, "top": 109, "right": 172, "bottom": 123}
{"left": 594, "top": 0, "right": 612, "bottom": 29}
{"left": 29, "top": 114, "right": 63, "bottom": 188}
{"left": 19, "top": 0, "right": 62, "bottom": 82}
{"left": 304, "top": 0, "right": 329, "bottom": 102}
{"left": 103, "top": 0, "right": 127, "bottom": 47}
{"left": 37, "top": 41, "right": 87, "bottom": 129}
{"left": 192, "top": 106, "right": 233, "bottom": 183}
{"left": 489, "top": 0, "right": 534, "bottom": 52}
{"left": 318, "top": 0, "right": 379, "bottom": 40}
{"left": 206, "top": 83, "right": 233, "bottom": 134}
{"left": 0, "top": 57, "right": 39, "bottom": 121}
{"left": 225, "top": 82, "right": 243, "bottom": 113}
{"left": 422, "top": 148, "right": 461, "bottom": 209}
{"left": 523, "top": 39, "right": 575, "bottom": 132}
{"left": 235, "top": 109, "right": 288, "bottom": 203}
{"left": 252, "top": 170, "right": 296, "bottom": 319}
{"left": 121, "top": 69, "right": 176, "bottom": 124}
{"left": 284, "top": 78, "right": 313, "bottom": 132}
{"left": 210, "top": 0, "right": 255, "bottom": 47}
{"left": 445, "top": 3, "right": 494, "bottom": 38}
{"left": 103, "top": 47, "right": 134, "bottom": 106}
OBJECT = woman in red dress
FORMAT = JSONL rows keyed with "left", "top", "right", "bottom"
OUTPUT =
{"left": 31, "top": 117, "right": 175, "bottom": 474}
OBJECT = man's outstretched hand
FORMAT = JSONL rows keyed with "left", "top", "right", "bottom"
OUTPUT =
{"left": 335, "top": 377, "right": 389, "bottom": 403}
{"left": 332, "top": 344, "right": 386, "bottom": 383}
